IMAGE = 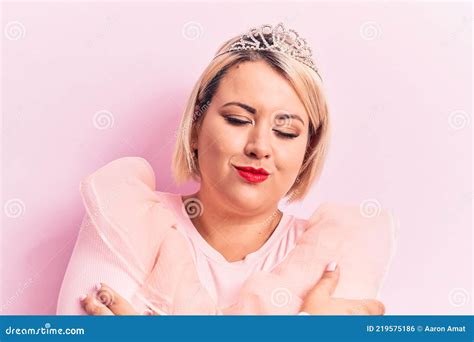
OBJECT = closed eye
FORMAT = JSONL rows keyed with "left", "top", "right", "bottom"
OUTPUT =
{"left": 224, "top": 116, "right": 299, "bottom": 139}
{"left": 273, "top": 130, "right": 299, "bottom": 139}
{"left": 224, "top": 116, "right": 251, "bottom": 126}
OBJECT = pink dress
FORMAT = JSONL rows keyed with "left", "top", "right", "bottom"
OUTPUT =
{"left": 157, "top": 191, "right": 308, "bottom": 309}
{"left": 56, "top": 157, "right": 397, "bottom": 315}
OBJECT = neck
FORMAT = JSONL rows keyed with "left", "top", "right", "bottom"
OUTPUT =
{"left": 182, "top": 189, "right": 283, "bottom": 262}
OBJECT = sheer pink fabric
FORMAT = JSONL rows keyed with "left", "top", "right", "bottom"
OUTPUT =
{"left": 56, "top": 157, "right": 397, "bottom": 315}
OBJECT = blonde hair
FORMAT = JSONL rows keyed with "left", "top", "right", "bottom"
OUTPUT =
{"left": 172, "top": 33, "right": 331, "bottom": 203}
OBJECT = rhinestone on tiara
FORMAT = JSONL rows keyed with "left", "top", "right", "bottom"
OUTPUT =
{"left": 215, "top": 23, "right": 320, "bottom": 75}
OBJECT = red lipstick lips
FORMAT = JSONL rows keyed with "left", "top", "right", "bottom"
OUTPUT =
{"left": 234, "top": 165, "right": 270, "bottom": 183}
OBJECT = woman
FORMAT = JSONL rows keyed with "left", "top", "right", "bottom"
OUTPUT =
{"left": 56, "top": 23, "right": 395, "bottom": 315}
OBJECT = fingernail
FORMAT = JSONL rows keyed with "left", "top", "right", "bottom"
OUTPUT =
{"left": 326, "top": 261, "right": 337, "bottom": 272}
{"left": 95, "top": 283, "right": 102, "bottom": 291}
{"left": 79, "top": 294, "right": 87, "bottom": 302}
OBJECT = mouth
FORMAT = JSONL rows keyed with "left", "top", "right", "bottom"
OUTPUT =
{"left": 233, "top": 165, "right": 270, "bottom": 184}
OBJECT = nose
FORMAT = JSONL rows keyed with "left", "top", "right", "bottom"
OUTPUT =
{"left": 244, "top": 123, "right": 272, "bottom": 160}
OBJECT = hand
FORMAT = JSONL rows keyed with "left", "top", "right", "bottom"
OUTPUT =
{"left": 300, "top": 262, "right": 386, "bottom": 315}
{"left": 80, "top": 282, "right": 158, "bottom": 316}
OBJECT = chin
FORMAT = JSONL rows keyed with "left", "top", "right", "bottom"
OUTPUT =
{"left": 223, "top": 186, "right": 269, "bottom": 211}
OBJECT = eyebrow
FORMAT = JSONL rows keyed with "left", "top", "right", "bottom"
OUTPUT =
{"left": 222, "top": 101, "right": 256, "bottom": 114}
{"left": 221, "top": 101, "right": 306, "bottom": 125}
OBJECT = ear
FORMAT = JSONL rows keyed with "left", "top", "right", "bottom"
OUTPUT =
{"left": 190, "top": 124, "right": 201, "bottom": 150}
{"left": 191, "top": 142, "right": 198, "bottom": 151}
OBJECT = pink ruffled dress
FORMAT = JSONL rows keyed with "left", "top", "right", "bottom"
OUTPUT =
{"left": 56, "top": 157, "right": 397, "bottom": 315}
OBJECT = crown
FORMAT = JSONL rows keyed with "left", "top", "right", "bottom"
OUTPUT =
{"left": 215, "top": 23, "right": 320, "bottom": 76}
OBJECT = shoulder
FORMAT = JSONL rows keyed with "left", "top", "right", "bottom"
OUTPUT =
{"left": 81, "top": 156, "right": 155, "bottom": 189}
{"left": 78, "top": 156, "right": 179, "bottom": 276}
{"left": 79, "top": 156, "right": 158, "bottom": 215}
{"left": 305, "top": 202, "right": 398, "bottom": 287}
{"left": 80, "top": 156, "right": 180, "bottom": 201}
{"left": 287, "top": 201, "right": 397, "bottom": 237}
{"left": 281, "top": 202, "right": 398, "bottom": 298}
{"left": 302, "top": 201, "right": 398, "bottom": 264}
{"left": 306, "top": 201, "right": 397, "bottom": 242}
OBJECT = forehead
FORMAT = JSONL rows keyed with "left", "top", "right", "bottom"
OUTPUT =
{"left": 214, "top": 60, "right": 308, "bottom": 120}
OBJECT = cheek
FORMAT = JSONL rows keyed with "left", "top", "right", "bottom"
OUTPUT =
{"left": 196, "top": 119, "right": 241, "bottom": 171}
{"left": 271, "top": 141, "right": 307, "bottom": 194}
{"left": 275, "top": 139, "right": 307, "bottom": 175}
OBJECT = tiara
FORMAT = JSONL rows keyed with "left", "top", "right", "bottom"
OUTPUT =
{"left": 215, "top": 23, "right": 320, "bottom": 75}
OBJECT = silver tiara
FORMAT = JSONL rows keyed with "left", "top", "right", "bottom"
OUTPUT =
{"left": 215, "top": 23, "right": 320, "bottom": 75}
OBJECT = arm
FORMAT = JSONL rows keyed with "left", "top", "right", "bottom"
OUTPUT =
{"left": 56, "top": 213, "right": 146, "bottom": 315}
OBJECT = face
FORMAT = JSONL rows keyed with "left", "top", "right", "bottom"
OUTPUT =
{"left": 194, "top": 60, "right": 309, "bottom": 212}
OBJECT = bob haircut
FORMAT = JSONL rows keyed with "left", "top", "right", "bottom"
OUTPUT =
{"left": 172, "top": 31, "right": 331, "bottom": 203}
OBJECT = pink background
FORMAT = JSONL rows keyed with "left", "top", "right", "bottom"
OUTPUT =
{"left": 1, "top": 2, "right": 472, "bottom": 315}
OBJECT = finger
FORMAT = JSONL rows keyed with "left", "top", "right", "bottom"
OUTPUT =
{"left": 143, "top": 308, "right": 159, "bottom": 316}
{"left": 80, "top": 294, "right": 114, "bottom": 316}
{"left": 346, "top": 300, "right": 369, "bottom": 315}
{"left": 363, "top": 299, "right": 385, "bottom": 315}
{"left": 309, "top": 261, "right": 340, "bottom": 298}
{"left": 350, "top": 299, "right": 385, "bottom": 315}
{"left": 95, "top": 283, "right": 138, "bottom": 315}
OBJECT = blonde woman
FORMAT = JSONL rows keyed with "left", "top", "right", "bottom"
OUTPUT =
{"left": 57, "top": 23, "right": 395, "bottom": 316}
